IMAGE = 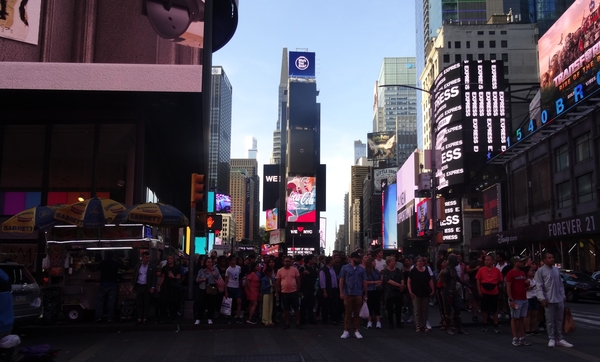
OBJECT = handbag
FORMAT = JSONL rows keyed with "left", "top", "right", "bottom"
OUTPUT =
{"left": 563, "top": 307, "right": 576, "bottom": 333}
{"left": 220, "top": 296, "right": 232, "bottom": 316}
{"left": 206, "top": 285, "right": 218, "bottom": 295}
{"left": 481, "top": 283, "right": 497, "bottom": 291}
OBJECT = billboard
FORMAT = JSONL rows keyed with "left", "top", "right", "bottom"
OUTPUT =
{"left": 434, "top": 60, "right": 507, "bottom": 189}
{"left": 0, "top": 0, "right": 42, "bottom": 45}
{"left": 382, "top": 183, "right": 398, "bottom": 249}
{"left": 367, "top": 132, "right": 396, "bottom": 161}
{"left": 289, "top": 51, "right": 316, "bottom": 78}
{"left": 287, "top": 129, "right": 315, "bottom": 174}
{"left": 440, "top": 198, "right": 462, "bottom": 243}
{"left": 288, "top": 82, "right": 319, "bottom": 128}
{"left": 269, "top": 229, "right": 281, "bottom": 245}
{"left": 319, "top": 217, "right": 326, "bottom": 249}
{"left": 374, "top": 168, "right": 397, "bottom": 193}
{"left": 538, "top": 0, "right": 600, "bottom": 125}
{"left": 286, "top": 176, "right": 316, "bottom": 222}
{"left": 416, "top": 199, "right": 431, "bottom": 237}
{"left": 215, "top": 193, "right": 231, "bottom": 213}
{"left": 483, "top": 184, "right": 501, "bottom": 235}
{"left": 265, "top": 208, "right": 278, "bottom": 231}
{"left": 396, "top": 152, "right": 418, "bottom": 212}
{"left": 263, "top": 164, "right": 280, "bottom": 211}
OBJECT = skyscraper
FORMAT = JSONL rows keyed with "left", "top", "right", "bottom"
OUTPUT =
{"left": 247, "top": 137, "right": 258, "bottom": 159}
{"left": 210, "top": 66, "right": 232, "bottom": 194}
{"left": 374, "top": 57, "right": 418, "bottom": 167}
{"left": 230, "top": 158, "right": 260, "bottom": 242}
{"left": 271, "top": 48, "right": 289, "bottom": 165}
{"left": 354, "top": 140, "right": 366, "bottom": 164}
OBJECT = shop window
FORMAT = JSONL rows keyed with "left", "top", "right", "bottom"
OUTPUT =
{"left": 577, "top": 173, "right": 595, "bottom": 203}
{"left": 471, "top": 220, "right": 481, "bottom": 237}
{"left": 555, "top": 143, "right": 569, "bottom": 171}
{"left": 575, "top": 133, "right": 591, "bottom": 163}
{"left": 556, "top": 181, "right": 571, "bottom": 209}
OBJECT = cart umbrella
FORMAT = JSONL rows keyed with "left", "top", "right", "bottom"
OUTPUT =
{"left": 114, "top": 202, "right": 189, "bottom": 227}
{"left": 1, "top": 205, "right": 66, "bottom": 235}
{"left": 54, "top": 197, "right": 126, "bottom": 228}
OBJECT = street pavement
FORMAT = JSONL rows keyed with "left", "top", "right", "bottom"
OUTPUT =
{"left": 13, "top": 301, "right": 600, "bottom": 362}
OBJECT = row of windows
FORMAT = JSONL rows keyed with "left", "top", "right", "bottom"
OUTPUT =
{"left": 444, "top": 53, "right": 509, "bottom": 63}
{"left": 555, "top": 134, "right": 591, "bottom": 172}
{"left": 556, "top": 173, "right": 595, "bottom": 208}
{"left": 470, "top": 30, "right": 508, "bottom": 36}
{"left": 447, "top": 40, "right": 508, "bottom": 49}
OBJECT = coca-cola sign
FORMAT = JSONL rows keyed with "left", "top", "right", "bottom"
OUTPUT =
{"left": 286, "top": 176, "right": 316, "bottom": 223}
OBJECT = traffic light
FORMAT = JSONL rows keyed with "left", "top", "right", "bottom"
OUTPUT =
{"left": 191, "top": 173, "right": 204, "bottom": 203}
{"left": 206, "top": 214, "right": 222, "bottom": 231}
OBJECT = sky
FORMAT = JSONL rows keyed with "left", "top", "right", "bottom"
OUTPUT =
{"left": 213, "top": 0, "right": 416, "bottom": 254}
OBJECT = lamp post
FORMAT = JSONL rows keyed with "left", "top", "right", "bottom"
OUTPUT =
{"left": 378, "top": 83, "right": 438, "bottom": 259}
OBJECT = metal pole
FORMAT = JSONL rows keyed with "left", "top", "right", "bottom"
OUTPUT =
{"left": 429, "top": 91, "right": 438, "bottom": 261}
{"left": 188, "top": 204, "right": 196, "bottom": 300}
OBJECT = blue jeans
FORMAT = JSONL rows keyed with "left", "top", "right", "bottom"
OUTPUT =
{"left": 96, "top": 282, "right": 118, "bottom": 320}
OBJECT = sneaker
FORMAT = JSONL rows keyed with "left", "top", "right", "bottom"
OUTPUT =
{"left": 354, "top": 331, "right": 363, "bottom": 339}
{"left": 367, "top": 321, "right": 373, "bottom": 329}
{"left": 207, "top": 319, "right": 213, "bottom": 325}
{"left": 246, "top": 319, "right": 257, "bottom": 325}
{"left": 407, "top": 317, "right": 414, "bottom": 324}
{"left": 494, "top": 325, "right": 501, "bottom": 334}
{"left": 426, "top": 321, "right": 432, "bottom": 330}
{"left": 194, "top": 319, "right": 200, "bottom": 325}
{"left": 556, "top": 340, "right": 573, "bottom": 348}
{"left": 341, "top": 331, "right": 350, "bottom": 339}
{"left": 519, "top": 337, "right": 532, "bottom": 346}
{"left": 548, "top": 339, "right": 555, "bottom": 348}
{"left": 376, "top": 321, "right": 382, "bottom": 329}
{"left": 512, "top": 338, "right": 521, "bottom": 347}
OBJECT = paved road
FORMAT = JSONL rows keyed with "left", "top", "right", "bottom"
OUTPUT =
{"left": 13, "top": 301, "right": 600, "bottom": 362}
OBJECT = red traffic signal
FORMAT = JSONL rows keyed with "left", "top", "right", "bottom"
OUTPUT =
{"left": 191, "top": 173, "right": 205, "bottom": 203}
{"left": 206, "top": 214, "right": 222, "bottom": 231}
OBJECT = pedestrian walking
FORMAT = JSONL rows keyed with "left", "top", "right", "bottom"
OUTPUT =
{"left": 245, "top": 262, "right": 261, "bottom": 324}
{"left": 276, "top": 256, "right": 302, "bottom": 329}
{"left": 476, "top": 254, "right": 502, "bottom": 333}
{"left": 339, "top": 252, "right": 367, "bottom": 338}
{"left": 364, "top": 257, "right": 382, "bottom": 329}
{"left": 132, "top": 251, "right": 157, "bottom": 325}
{"left": 534, "top": 252, "right": 573, "bottom": 348}
{"left": 382, "top": 256, "right": 404, "bottom": 329}
{"left": 261, "top": 267, "right": 275, "bottom": 326}
{"left": 506, "top": 256, "right": 531, "bottom": 346}
{"left": 195, "top": 258, "right": 222, "bottom": 325}
{"left": 408, "top": 256, "right": 434, "bottom": 333}
{"left": 319, "top": 256, "right": 339, "bottom": 325}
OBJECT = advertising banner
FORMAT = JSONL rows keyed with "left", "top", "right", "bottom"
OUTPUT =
{"left": 286, "top": 176, "right": 316, "bottom": 222}
{"left": 266, "top": 208, "right": 278, "bottom": 231}
{"left": 383, "top": 183, "right": 398, "bottom": 249}
{"left": 0, "top": 0, "right": 42, "bottom": 45}
{"left": 374, "top": 168, "right": 397, "bottom": 193}
{"left": 319, "top": 217, "right": 326, "bottom": 249}
{"left": 440, "top": 198, "right": 463, "bottom": 243}
{"left": 367, "top": 132, "right": 396, "bottom": 161}
{"left": 216, "top": 193, "right": 231, "bottom": 213}
{"left": 538, "top": 0, "right": 600, "bottom": 125}
{"left": 263, "top": 164, "right": 280, "bottom": 211}
{"left": 483, "top": 184, "right": 501, "bottom": 235}
{"left": 396, "top": 152, "right": 418, "bottom": 212}
{"left": 269, "top": 229, "right": 281, "bottom": 245}
{"left": 289, "top": 51, "right": 316, "bottom": 78}
{"left": 416, "top": 199, "right": 431, "bottom": 237}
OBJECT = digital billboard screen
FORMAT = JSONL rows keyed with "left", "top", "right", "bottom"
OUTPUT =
{"left": 440, "top": 198, "right": 463, "bottom": 243}
{"left": 382, "top": 183, "right": 398, "bottom": 250}
{"left": 289, "top": 51, "right": 316, "bottom": 78}
{"left": 263, "top": 164, "right": 281, "bottom": 211}
{"left": 215, "top": 193, "right": 231, "bottom": 213}
{"left": 374, "top": 168, "right": 397, "bottom": 193}
{"left": 538, "top": 0, "right": 600, "bottom": 124}
{"left": 286, "top": 176, "right": 316, "bottom": 222}
{"left": 483, "top": 184, "right": 501, "bottom": 235}
{"left": 416, "top": 199, "right": 431, "bottom": 237}
{"left": 266, "top": 208, "right": 278, "bottom": 231}
{"left": 367, "top": 132, "right": 396, "bottom": 161}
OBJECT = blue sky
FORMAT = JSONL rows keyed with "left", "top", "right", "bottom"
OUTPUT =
{"left": 213, "top": 1, "right": 416, "bottom": 253}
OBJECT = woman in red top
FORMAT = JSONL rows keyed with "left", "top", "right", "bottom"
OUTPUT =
{"left": 476, "top": 254, "right": 503, "bottom": 333}
{"left": 245, "top": 262, "right": 261, "bottom": 324}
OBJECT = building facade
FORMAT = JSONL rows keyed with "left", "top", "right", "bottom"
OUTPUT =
{"left": 271, "top": 48, "right": 289, "bottom": 165}
{"left": 354, "top": 140, "right": 367, "bottom": 164}
{"left": 230, "top": 158, "right": 260, "bottom": 242}
{"left": 210, "top": 66, "right": 233, "bottom": 194}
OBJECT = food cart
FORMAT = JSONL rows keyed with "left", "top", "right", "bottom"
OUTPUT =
{"left": 44, "top": 224, "right": 164, "bottom": 321}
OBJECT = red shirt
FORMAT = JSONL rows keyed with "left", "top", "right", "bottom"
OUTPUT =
{"left": 505, "top": 269, "right": 527, "bottom": 301}
{"left": 476, "top": 266, "right": 502, "bottom": 295}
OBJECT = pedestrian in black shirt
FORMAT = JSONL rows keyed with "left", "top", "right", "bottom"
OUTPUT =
{"left": 299, "top": 255, "right": 318, "bottom": 325}
{"left": 95, "top": 250, "right": 125, "bottom": 322}
{"left": 157, "top": 255, "right": 181, "bottom": 323}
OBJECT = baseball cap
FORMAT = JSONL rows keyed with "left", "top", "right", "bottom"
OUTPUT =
{"left": 350, "top": 252, "right": 361, "bottom": 259}
{"left": 510, "top": 255, "right": 527, "bottom": 263}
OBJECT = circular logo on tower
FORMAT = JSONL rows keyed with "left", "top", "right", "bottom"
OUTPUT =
{"left": 295, "top": 56, "right": 309, "bottom": 71}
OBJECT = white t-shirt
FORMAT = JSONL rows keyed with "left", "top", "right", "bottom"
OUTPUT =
{"left": 374, "top": 259, "right": 386, "bottom": 272}
{"left": 526, "top": 278, "right": 537, "bottom": 299}
{"left": 226, "top": 265, "right": 241, "bottom": 289}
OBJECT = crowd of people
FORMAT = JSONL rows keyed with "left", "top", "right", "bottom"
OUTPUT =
{"left": 115, "top": 248, "right": 575, "bottom": 348}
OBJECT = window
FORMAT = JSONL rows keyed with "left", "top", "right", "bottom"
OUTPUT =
{"left": 478, "top": 40, "right": 484, "bottom": 48}
{"left": 443, "top": 54, "right": 450, "bottom": 63}
{"left": 448, "top": 41, "right": 452, "bottom": 49}
{"left": 478, "top": 53, "right": 485, "bottom": 60}
{"left": 504, "top": 65, "right": 509, "bottom": 75}
{"left": 477, "top": 31, "right": 484, "bottom": 35}
{"left": 466, "top": 41, "right": 471, "bottom": 48}
{"left": 556, "top": 181, "right": 572, "bottom": 209}
{"left": 577, "top": 173, "right": 595, "bottom": 203}
{"left": 501, "top": 30, "right": 507, "bottom": 34}
{"left": 455, "top": 54, "right": 461, "bottom": 62}
{"left": 575, "top": 133, "right": 591, "bottom": 162}
{"left": 471, "top": 220, "right": 481, "bottom": 237}
{"left": 490, "top": 40, "right": 496, "bottom": 48}
{"left": 501, "top": 53, "right": 508, "bottom": 61}
{"left": 489, "top": 31, "right": 495, "bottom": 35}
{"left": 467, "top": 54, "right": 473, "bottom": 60}
{"left": 512, "top": 168, "right": 528, "bottom": 217}
{"left": 490, "top": 53, "right": 496, "bottom": 60}
{"left": 455, "top": 41, "right": 461, "bottom": 48}
{"left": 501, "top": 40, "right": 508, "bottom": 48}
{"left": 555, "top": 143, "right": 569, "bottom": 171}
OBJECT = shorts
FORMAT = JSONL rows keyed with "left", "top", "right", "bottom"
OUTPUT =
{"left": 469, "top": 285, "right": 480, "bottom": 301}
{"left": 527, "top": 297, "right": 539, "bottom": 311}
{"left": 280, "top": 291, "right": 299, "bottom": 311}
{"left": 480, "top": 293, "right": 499, "bottom": 314}
{"left": 509, "top": 299, "right": 528, "bottom": 319}
{"left": 227, "top": 287, "right": 242, "bottom": 300}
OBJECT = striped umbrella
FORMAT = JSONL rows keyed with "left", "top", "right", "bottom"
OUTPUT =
{"left": 114, "top": 202, "right": 189, "bottom": 227}
{"left": 54, "top": 197, "right": 127, "bottom": 228}
{"left": 2, "top": 205, "right": 66, "bottom": 235}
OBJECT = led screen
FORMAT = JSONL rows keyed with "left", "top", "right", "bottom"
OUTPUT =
{"left": 215, "top": 193, "right": 231, "bottom": 213}
{"left": 286, "top": 176, "right": 316, "bottom": 223}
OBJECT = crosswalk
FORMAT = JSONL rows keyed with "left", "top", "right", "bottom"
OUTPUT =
{"left": 570, "top": 310, "right": 600, "bottom": 330}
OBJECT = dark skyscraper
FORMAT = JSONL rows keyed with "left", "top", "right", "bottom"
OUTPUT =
{"left": 209, "top": 66, "right": 232, "bottom": 194}
{"left": 503, "top": 0, "right": 575, "bottom": 36}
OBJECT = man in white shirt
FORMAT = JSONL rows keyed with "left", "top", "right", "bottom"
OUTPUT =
{"left": 224, "top": 256, "right": 243, "bottom": 323}
{"left": 373, "top": 250, "right": 386, "bottom": 272}
{"left": 132, "top": 252, "right": 156, "bottom": 325}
